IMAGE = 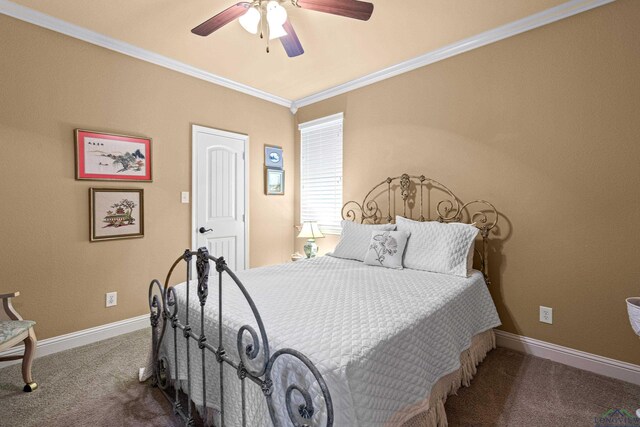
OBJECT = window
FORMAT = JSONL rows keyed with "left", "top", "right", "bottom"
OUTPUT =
{"left": 299, "top": 113, "right": 343, "bottom": 235}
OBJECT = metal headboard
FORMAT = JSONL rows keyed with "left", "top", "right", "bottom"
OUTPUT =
{"left": 342, "top": 174, "right": 498, "bottom": 284}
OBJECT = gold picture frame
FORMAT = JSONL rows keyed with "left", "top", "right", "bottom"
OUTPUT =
{"left": 264, "top": 168, "right": 285, "bottom": 195}
{"left": 90, "top": 188, "right": 144, "bottom": 241}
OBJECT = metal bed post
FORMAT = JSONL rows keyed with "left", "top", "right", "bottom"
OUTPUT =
{"left": 196, "top": 248, "right": 209, "bottom": 425}
{"left": 217, "top": 256, "right": 225, "bottom": 425}
{"left": 185, "top": 251, "right": 194, "bottom": 425}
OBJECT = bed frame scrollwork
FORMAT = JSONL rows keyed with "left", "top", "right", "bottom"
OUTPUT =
{"left": 148, "top": 247, "right": 333, "bottom": 426}
{"left": 342, "top": 173, "right": 498, "bottom": 284}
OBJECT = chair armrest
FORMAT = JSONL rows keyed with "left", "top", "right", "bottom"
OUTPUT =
{"left": 0, "top": 292, "right": 22, "bottom": 321}
{"left": 0, "top": 292, "right": 19, "bottom": 299}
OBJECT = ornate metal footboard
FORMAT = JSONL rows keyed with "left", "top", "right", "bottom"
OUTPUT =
{"left": 148, "top": 247, "right": 333, "bottom": 427}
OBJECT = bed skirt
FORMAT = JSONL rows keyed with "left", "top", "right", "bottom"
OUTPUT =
{"left": 148, "top": 328, "right": 496, "bottom": 427}
{"left": 397, "top": 329, "right": 496, "bottom": 427}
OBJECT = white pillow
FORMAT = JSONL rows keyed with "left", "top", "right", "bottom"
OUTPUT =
{"left": 330, "top": 220, "right": 396, "bottom": 262}
{"left": 396, "top": 216, "right": 478, "bottom": 277}
{"left": 363, "top": 230, "right": 410, "bottom": 269}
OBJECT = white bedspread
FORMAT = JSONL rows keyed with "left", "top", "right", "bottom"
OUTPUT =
{"left": 159, "top": 255, "right": 500, "bottom": 426}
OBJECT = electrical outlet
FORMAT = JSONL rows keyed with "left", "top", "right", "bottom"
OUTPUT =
{"left": 181, "top": 192, "right": 190, "bottom": 204}
{"left": 540, "top": 306, "right": 553, "bottom": 324}
{"left": 106, "top": 292, "right": 117, "bottom": 308}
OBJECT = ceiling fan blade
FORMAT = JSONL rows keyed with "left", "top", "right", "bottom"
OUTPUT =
{"left": 280, "top": 20, "right": 304, "bottom": 58}
{"left": 192, "top": 2, "right": 251, "bottom": 36}
{"left": 295, "top": 0, "right": 374, "bottom": 21}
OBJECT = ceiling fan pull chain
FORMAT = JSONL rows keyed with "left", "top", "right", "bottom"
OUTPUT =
{"left": 260, "top": 0, "right": 265, "bottom": 40}
{"left": 265, "top": 3, "right": 270, "bottom": 53}
{"left": 266, "top": 30, "right": 270, "bottom": 53}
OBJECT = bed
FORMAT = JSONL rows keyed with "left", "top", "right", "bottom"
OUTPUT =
{"left": 147, "top": 173, "right": 501, "bottom": 427}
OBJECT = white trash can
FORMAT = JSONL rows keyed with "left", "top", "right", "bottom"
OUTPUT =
{"left": 626, "top": 297, "right": 640, "bottom": 418}
{"left": 627, "top": 297, "right": 640, "bottom": 336}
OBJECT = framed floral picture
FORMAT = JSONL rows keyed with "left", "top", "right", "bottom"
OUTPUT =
{"left": 264, "top": 168, "right": 285, "bottom": 195}
{"left": 264, "top": 145, "right": 283, "bottom": 170}
{"left": 75, "top": 129, "right": 152, "bottom": 181}
{"left": 90, "top": 188, "right": 144, "bottom": 241}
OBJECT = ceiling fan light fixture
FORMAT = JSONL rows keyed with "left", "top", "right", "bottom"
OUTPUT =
{"left": 191, "top": 0, "right": 374, "bottom": 58}
{"left": 266, "top": 1, "right": 288, "bottom": 40}
{"left": 268, "top": 24, "right": 288, "bottom": 40}
{"left": 239, "top": 6, "right": 261, "bottom": 34}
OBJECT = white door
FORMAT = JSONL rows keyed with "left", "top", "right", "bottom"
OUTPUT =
{"left": 192, "top": 125, "right": 248, "bottom": 271}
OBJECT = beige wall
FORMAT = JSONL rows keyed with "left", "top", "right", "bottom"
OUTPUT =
{"left": 0, "top": 16, "right": 295, "bottom": 340}
{"left": 2, "top": 0, "right": 640, "bottom": 367}
{"left": 296, "top": 0, "right": 640, "bottom": 364}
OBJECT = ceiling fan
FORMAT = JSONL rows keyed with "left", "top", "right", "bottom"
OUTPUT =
{"left": 191, "top": 0, "right": 374, "bottom": 58}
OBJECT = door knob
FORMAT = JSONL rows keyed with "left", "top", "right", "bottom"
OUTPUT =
{"left": 199, "top": 227, "right": 213, "bottom": 234}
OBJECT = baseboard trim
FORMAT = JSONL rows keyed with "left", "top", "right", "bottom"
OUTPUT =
{"left": 495, "top": 330, "right": 640, "bottom": 385}
{"left": 3, "top": 318, "right": 637, "bottom": 386}
{"left": 0, "top": 314, "right": 149, "bottom": 369}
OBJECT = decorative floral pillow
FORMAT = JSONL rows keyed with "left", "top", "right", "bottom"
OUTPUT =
{"left": 363, "top": 230, "right": 410, "bottom": 269}
{"left": 330, "top": 220, "right": 396, "bottom": 262}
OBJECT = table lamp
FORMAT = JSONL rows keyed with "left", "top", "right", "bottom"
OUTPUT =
{"left": 297, "top": 221, "right": 324, "bottom": 258}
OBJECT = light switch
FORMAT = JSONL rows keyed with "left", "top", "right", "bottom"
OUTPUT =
{"left": 181, "top": 192, "right": 190, "bottom": 203}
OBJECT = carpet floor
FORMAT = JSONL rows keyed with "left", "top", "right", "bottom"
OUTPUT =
{"left": 0, "top": 328, "right": 638, "bottom": 426}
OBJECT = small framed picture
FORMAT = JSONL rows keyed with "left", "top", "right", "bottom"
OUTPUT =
{"left": 264, "top": 145, "right": 283, "bottom": 169}
{"left": 75, "top": 129, "right": 152, "bottom": 181}
{"left": 265, "top": 168, "right": 285, "bottom": 195}
{"left": 90, "top": 188, "right": 144, "bottom": 241}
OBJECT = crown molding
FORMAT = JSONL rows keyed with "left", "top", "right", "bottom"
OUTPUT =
{"left": 1, "top": 0, "right": 615, "bottom": 113}
{"left": 292, "top": 0, "right": 615, "bottom": 109}
{"left": 0, "top": 0, "right": 292, "bottom": 108}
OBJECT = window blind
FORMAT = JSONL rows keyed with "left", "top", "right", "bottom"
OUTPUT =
{"left": 299, "top": 113, "right": 344, "bottom": 235}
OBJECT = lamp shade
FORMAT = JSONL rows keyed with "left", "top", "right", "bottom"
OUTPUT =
{"left": 268, "top": 23, "right": 288, "bottom": 40}
{"left": 239, "top": 7, "right": 261, "bottom": 34}
{"left": 266, "top": 1, "right": 288, "bottom": 40}
{"left": 297, "top": 221, "right": 324, "bottom": 239}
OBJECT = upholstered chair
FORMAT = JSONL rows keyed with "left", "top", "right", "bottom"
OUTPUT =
{"left": 0, "top": 292, "right": 37, "bottom": 392}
